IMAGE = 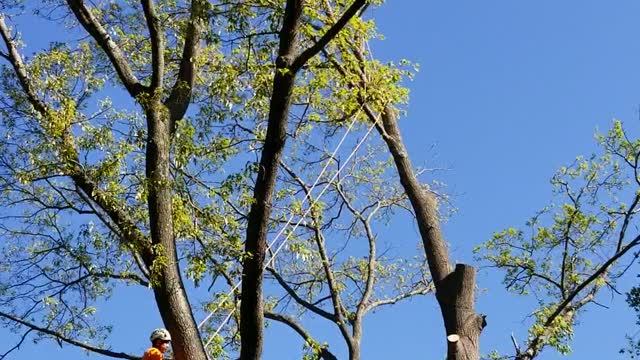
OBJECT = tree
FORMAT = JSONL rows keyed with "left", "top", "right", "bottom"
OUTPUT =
{"left": 309, "top": 29, "right": 487, "bottom": 359}
{"left": 0, "top": 1, "right": 431, "bottom": 359}
{"left": 4, "top": 2, "right": 638, "bottom": 360}
{"left": 0, "top": 0, "right": 210, "bottom": 359}
{"left": 624, "top": 284, "right": 640, "bottom": 358}
{"left": 477, "top": 120, "right": 640, "bottom": 359}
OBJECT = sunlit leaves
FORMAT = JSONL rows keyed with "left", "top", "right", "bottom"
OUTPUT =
{"left": 0, "top": 0, "right": 425, "bottom": 358}
{"left": 476, "top": 120, "right": 640, "bottom": 357}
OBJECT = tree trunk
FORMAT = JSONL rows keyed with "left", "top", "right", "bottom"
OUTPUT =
{"left": 348, "top": 338, "right": 361, "bottom": 360}
{"left": 373, "top": 106, "right": 485, "bottom": 360}
{"left": 146, "top": 106, "right": 208, "bottom": 360}
{"left": 239, "top": 1, "right": 303, "bottom": 359}
{"left": 439, "top": 264, "right": 486, "bottom": 360}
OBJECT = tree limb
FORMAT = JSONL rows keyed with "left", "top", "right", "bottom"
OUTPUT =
{"left": 0, "top": 15, "right": 48, "bottom": 115}
{"left": 521, "top": 233, "right": 640, "bottom": 359}
{"left": 140, "top": 0, "right": 164, "bottom": 91}
{"left": 239, "top": 0, "right": 304, "bottom": 358}
{"left": 0, "top": 311, "right": 141, "bottom": 360}
{"left": 165, "top": 0, "right": 205, "bottom": 132}
{"left": 365, "top": 283, "right": 433, "bottom": 313}
{"left": 279, "top": 162, "right": 352, "bottom": 343}
{"left": 291, "top": 0, "right": 368, "bottom": 72}
{"left": 65, "top": 0, "right": 146, "bottom": 97}
{"left": 266, "top": 267, "right": 336, "bottom": 321}
{"left": 264, "top": 311, "right": 337, "bottom": 360}
{"left": 0, "top": 14, "right": 153, "bottom": 271}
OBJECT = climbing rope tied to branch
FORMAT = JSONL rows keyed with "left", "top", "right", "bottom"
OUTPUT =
{"left": 197, "top": 104, "right": 387, "bottom": 351}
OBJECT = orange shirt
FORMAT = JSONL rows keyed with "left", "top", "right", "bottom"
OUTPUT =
{"left": 142, "top": 347, "right": 163, "bottom": 360}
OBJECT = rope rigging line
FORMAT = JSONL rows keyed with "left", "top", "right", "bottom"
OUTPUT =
{"left": 199, "top": 37, "right": 384, "bottom": 352}
{"left": 196, "top": 107, "right": 361, "bottom": 332}
{"left": 201, "top": 110, "right": 383, "bottom": 349}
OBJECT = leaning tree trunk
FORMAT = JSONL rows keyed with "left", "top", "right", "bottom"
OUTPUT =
{"left": 239, "top": 1, "right": 368, "bottom": 358}
{"left": 240, "top": 1, "right": 303, "bottom": 359}
{"left": 372, "top": 106, "right": 486, "bottom": 360}
{"left": 146, "top": 105, "right": 208, "bottom": 360}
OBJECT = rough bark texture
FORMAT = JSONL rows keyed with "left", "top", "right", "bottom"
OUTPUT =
{"left": 439, "top": 265, "right": 486, "bottom": 360}
{"left": 240, "top": 1, "right": 303, "bottom": 359}
{"left": 146, "top": 106, "right": 208, "bottom": 360}
{"left": 240, "top": 1, "right": 369, "bottom": 358}
{"left": 374, "top": 107, "right": 485, "bottom": 360}
{"left": 2, "top": 2, "right": 208, "bottom": 360}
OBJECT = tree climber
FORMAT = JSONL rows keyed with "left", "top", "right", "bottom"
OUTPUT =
{"left": 143, "top": 328, "right": 172, "bottom": 360}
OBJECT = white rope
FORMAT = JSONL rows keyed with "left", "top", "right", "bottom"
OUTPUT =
{"left": 202, "top": 114, "right": 380, "bottom": 349}
{"left": 199, "top": 37, "right": 383, "bottom": 352}
{"left": 197, "top": 109, "right": 360, "bottom": 332}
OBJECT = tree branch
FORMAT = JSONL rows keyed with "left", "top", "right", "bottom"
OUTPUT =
{"left": 165, "top": 0, "right": 205, "bottom": 131}
{"left": 0, "top": 329, "right": 31, "bottom": 360}
{"left": 521, "top": 233, "right": 640, "bottom": 360}
{"left": 365, "top": 284, "right": 433, "bottom": 313}
{"left": 140, "top": 0, "right": 164, "bottom": 91}
{"left": 0, "top": 15, "right": 48, "bottom": 115}
{"left": 65, "top": 0, "right": 145, "bottom": 97}
{"left": 546, "top": 233, "right": 640, "bottom": 327}
{"left": 0, "top": 311, "right": 140, "bottom": 360}
{"left": 266, "top": 267, "right": 336, "bottom": 321}
{"left": 264, "top": 311, "right": 338, "bottom": 360}
{"left": 291, "top": 0, "right": 368, "bottom": 72}
{"left": 0, "top": 14, "right": 152, "bottom": 272}
{"left": 71, "top": 172, "right": 153, "bottom": 266}
{"left": 279, "top": 163, "right": 350, "bottom": 330}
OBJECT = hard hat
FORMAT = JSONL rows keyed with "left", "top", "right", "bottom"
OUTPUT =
{"left": 150, "top": 328, "right": 172, "bottom": 343}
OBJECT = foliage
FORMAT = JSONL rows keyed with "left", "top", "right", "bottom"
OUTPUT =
{"left": 476, "top": 120, "right": 640, "bottom": 359}
{"left": 0, "top": 1, "right": 427, "bottom": 358}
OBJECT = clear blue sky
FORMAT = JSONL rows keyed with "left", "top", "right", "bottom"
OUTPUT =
{"left": 3, "top": 1, "right": 640, "bottom": 359}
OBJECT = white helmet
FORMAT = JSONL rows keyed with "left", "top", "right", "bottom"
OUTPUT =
{"left": 150, "top": 328, "right": 172, "bottom": 343}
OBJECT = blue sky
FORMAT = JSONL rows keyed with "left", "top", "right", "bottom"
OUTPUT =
{"left": 3, "top": 0, "right": 640, "bottom": 359}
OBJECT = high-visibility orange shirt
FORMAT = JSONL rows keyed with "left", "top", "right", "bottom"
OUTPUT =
{"left": 142, "top": 347, "right": 163, "bottom": 360}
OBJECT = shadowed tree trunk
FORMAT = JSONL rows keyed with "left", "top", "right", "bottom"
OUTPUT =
{"left": 370, "top": 106, "right": 486, "bottom": 360}
{"left": 239, "top": 1, "right": 304, "bottom": 358}
{"left": 240, "top": 0, "right": 367, "bottom": 359}
{"left": 61, "top": 1, "right": 209, "bottom": 359}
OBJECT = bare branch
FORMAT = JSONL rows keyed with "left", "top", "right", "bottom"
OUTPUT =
{"left": 0, "top": 329, "right": 32, "bottom": 360}
{"left": 264, "top": 311, "right": 337, "bottom": 360}
{"left": 140, "top": 0, "right": 164, "bottom": 90}
{"left": 0, "top": 311, "right": 140, "bottom": 360}
{"left": 279, "top": 162, "right": 350, "bottom": 331}
{"left": 266, "top": 267, "right": 336, "bottom": 321}
{"left": 65, "top": 0, "right": 145, "bottom": 97}
{"left": 365, "top": 283, "right": 433, "bottom": 313}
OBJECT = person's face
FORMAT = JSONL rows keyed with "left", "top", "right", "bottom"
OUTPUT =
{"left": 155, "top": 340, "right": 171, "bottom": 353}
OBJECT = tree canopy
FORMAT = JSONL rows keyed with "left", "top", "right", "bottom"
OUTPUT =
{"left": 1, "top": 1, "right": 640, "bottom": 360}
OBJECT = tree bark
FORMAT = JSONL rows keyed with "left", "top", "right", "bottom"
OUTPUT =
{"left": 146, "top": 105, "right": 208, "bottom": 360}
{"left": 348, "top": 338, "right": 361, "bottom": 360}
{"left": 240, "top": 1, "right": 303, "bottom": 359}
{"left": 373, "top": 107, "right": 485, "bottom": 360}
{"left": 2, "top": 3, "right": 208, "bottom": 359}
{"left": 239, "top": 1, "right": 368, "bottom": 358}
{"left": 439, "top": 265, "right": 486, "bottom": 360}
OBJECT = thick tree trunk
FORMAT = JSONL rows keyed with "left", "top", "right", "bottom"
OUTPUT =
{"left": 146, "top": 106, "right": 208, "bottom": 360}
{"left": 348, "top": 338, "right": 361, "bottom": 360}
{"left": 374, "top": 107, "right": 485, "bottom": 360}
{"left": 438, "top": 264, "right": 486, "bottom": 360}
{"left": 240, "top": 2, "right": 303, "bottom": 359}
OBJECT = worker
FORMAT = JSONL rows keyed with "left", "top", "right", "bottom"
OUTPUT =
{"left": 143, "top": 328, "right": 172, "bottom": 360}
